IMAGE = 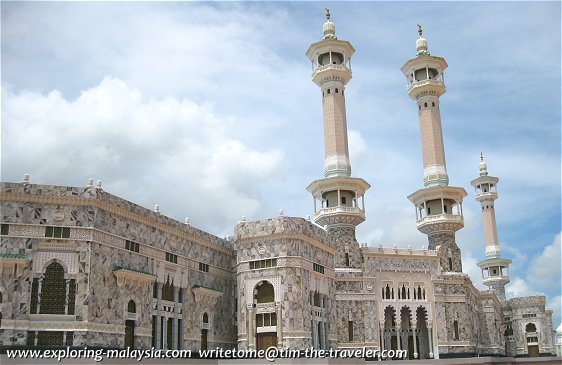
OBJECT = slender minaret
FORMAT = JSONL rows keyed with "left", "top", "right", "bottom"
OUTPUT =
{"left": 306, "top": 10, "right": 370, "bottom": 268}
{"left": 402, "top": 26, "right": 467, "bottom": 272}
{"left": 471, "top": 154, "right": 511, "bottom": 300}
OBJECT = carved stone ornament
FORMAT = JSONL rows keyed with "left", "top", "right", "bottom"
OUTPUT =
{"left": 113, "top": 267, "right": 156, "bottom": 289}
{"left": 192, "top": 286, "right": 223, "bottom": 307}
{"left": 53, "top": 209, "right": 65, "bottom": 222}
{"left": 257, "top": 245, "right": 266, "bottom": 255}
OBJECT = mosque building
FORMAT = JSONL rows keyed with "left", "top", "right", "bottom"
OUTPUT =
{"left": 0, "top": 12, "right": 556, "bottom": 359}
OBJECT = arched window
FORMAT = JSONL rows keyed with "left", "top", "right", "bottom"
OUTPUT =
{"left": 127, "top": 300, "right": 136, "bottom": 313}
{"left": 526, "top": 323, "right": 536, "bottom": 332}
{"left": 444, "top": 205, "right": 448, "bottom": 213}
{"left": 327, "top": 89, "right": 331, "bottom": 94}
{"left": 40, "top": 262, "right": 66, "bottom": 314}
{"left": 255, "top": 282, "right": 274, "bottom": 304}
{"left": 427, "top": 207, "right": 431, "bottom": 215}
{"left": 314, "top": 291, "right": 320, "bottom": 307}
{"left": 335, "top": 88, "right": 339, "bottom": 93}
{"left": 424, "top": 103, "right": 428, "bottom": 108}
{"left": 203, "top": 312, "right": 209, "bottom": 324}
{"left": 162, "top": 276, "right": 174, "bottom": 301}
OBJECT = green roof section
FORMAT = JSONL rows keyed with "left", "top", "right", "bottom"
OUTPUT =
{"left": 113, "top": 266, "right": 155, "bottom": 277}
{"left": 0, "top": 253, "right": 27, "bottom": 260}
{"left": 192, "top": 284, "right": 223, "bottom": 293}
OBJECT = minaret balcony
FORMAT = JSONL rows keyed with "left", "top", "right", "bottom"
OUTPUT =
{"left": 475, "top": 191, "right": 498, "bottom": 203}
{"left": 314, "top": 206, "right": 365, "bottom": 227}
{"left": 407, "top": 79, "right": 445, "bottom": 98}
{"left": 482, "top": 275, "right": 510, "bottom": 286}
{"left": 416, "top": 213, "right": 464, "bottom": 234}
{"left": 312, "top": 64, "right": 352, "bottom": 86}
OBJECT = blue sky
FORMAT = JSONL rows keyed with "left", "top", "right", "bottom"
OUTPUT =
{"left": 2, "top": 1, "right": 560, "bottom": 327}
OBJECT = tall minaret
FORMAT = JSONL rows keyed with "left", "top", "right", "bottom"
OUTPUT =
{"left": 471, "top": 154, "right": 511, "bottom": 300}
{"left": 306, "top": 10, "right": 370, "bottom": 268}
{"left": 402, "top": 26, "right": 467, "bottom": 272}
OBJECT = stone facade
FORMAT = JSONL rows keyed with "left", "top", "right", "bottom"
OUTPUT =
{"left": 0, "top": 15, "right": 557, "bottom": 361}
{"left": 1, "top": 181, "right": 555, "bottom": 357}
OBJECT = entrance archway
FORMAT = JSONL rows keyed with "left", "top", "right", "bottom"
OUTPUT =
{"left": 416, "top": 306, "right": 430, "bottom": 359}
{"left": 254, "top": 281, "right": 277, "bottom": 351}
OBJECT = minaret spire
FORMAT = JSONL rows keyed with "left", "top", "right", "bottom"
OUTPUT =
{"left": 306, "top": 12, "right": 370, "bottom": 269}
{"left": 471, "top": 155, "right": 511, "bottom": 300}
{"left": 402, "top": 26, "right": 467, "bottom": 272}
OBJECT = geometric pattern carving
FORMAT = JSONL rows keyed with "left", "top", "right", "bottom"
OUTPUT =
{"left": 245, "top": 276, "right": 281, "bottom": 305}
{"left": 33, "top": 252, "right": 78, "bottom": 275}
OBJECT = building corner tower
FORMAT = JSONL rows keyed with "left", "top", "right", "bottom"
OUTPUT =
{"left": 402, "top": 26, "right": 467, "bottom": 272}
{"left": 305, "top": 11, "right": 370, "bottom": 269}
{"left": 471, "top": 154, "right": 511, "bottom": 300}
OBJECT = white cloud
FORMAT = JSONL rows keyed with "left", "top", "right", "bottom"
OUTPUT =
{"left": 547, "top": 295, "right": 561, "bottom": 332}
{"left": 506, "top": 277, "right": 534, "bottom": 299}
{"left": 528, "top": 233, "right": 562, "bottom": 292}
{"left": 1, "top": 77, "right": 283, "bottom": 235}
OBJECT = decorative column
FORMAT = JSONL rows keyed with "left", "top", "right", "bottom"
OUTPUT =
{"left": 396, "top": 324, "right": 402, "bottom": 351}
{"left": 312, "top": 319, "right": 317, "bottom": 347}
{"left": 247, "top": 305, "right": 255, "bottom": 350}
{"left": 180, "top": 288, "right": 186, "bottom": 349}
{"left": 276, "top": 302, "right": 283, "bottom": 349}
{"left": 64, "top": 279, "right": 70, "bottom": 314}
{"left": 155, "top": 282, "right": 162, "bottom": 349}
{"left": 412, "top": 321, "right": 418, "bottom": 358}
{"left": 379, "top": 321, "right": 385, "bottom": 351}
{"left": 428, "top": 326, "right": 434, "bottom": 358}
{"left": 172, "top": 287, "right": 179, "bottom": 349}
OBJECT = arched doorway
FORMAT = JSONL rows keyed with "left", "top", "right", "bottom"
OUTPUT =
{"left": 400, "top": 306, "right": 415, "bottom": 359}
{"left": 40, "top": 262, "right": 66, "bottom": 315}
{"left": 125, "top": 300, "right": 136, "bottom": 349}
{"left": 200, "top": 313, "right": 209, "bottom": 350}
{"left": 254, "top": 281, "right": 277, "bottom": 351}
{"left": 383, "top": 306, "right": 397, "bottom": 350}
{"left": 525, "top": 323, "right": 539, "bottom": 357}
{"left": 416, "top": 306, "right": 430, "bottom": 359}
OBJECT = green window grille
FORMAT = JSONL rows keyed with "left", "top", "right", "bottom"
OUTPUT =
{"left": 30, "top": 278, "right": 39, "bottom": 314}
{"left": 67, "top": 279, "right": 76, "bottom": 315}
{"left": 27, "top": 331, "right": 36, "bottom": 346}
{"left": 65, "top": 332, "right": 73, "bottom": 346}
{"left": 37, "top": 331, "right": 64, "bottom": 346}
{"left": 45, "top": 226, "right": 70, "bottom": 238}
{"left": 0, "top": 224, "right": 8, "bottom": 235}
{"left": 255, "top": 282, "right": 274, "bottom": 304}
{"left": 39, "top": 262, "right": 66, "bottom": 314}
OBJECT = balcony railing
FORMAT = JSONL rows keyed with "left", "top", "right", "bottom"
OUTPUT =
{"left": 407, "top": 79, "right": 443, "bottom": 93}
{"left": 314, "top": 206, "right": 365, "bottom": 218}
{"left": 416, "top": 213, "right": 463, "bottom": 225}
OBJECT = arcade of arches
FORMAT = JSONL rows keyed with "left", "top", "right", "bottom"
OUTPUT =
{"left": 381, "top": 305, "right": 432, "bottom": 359}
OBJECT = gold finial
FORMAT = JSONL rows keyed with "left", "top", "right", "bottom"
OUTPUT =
{"left": 325, "top": 8, "right": 331, "bottom": 21}
{"left": 417, "top": 24, "right": 423, "bottom": 37}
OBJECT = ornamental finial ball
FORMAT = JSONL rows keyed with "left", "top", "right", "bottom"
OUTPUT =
{"left": 322, "top": 9, "right": 336, "bottom": 39}
{"left": 415, "top": 24, "right": 429, "bottom": 56}
{"left": 479, "top": 153, "right": 488, "bottom": 176}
